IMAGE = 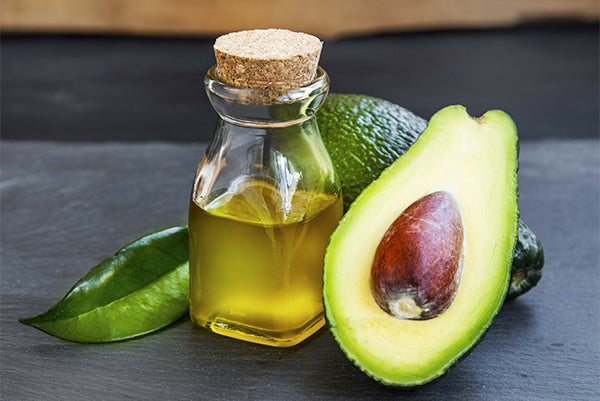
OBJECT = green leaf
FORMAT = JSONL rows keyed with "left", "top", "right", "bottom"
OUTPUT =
{"left": 20, "top": 227, "right": 190, "bottom": 343}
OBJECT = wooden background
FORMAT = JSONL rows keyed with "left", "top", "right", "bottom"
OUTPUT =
{"left": 2, "top": 0, "right": 598, "bottom": 37}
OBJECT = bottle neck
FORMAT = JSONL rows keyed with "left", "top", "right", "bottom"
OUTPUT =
{"left": 193, "top": 65, "right": 339, "bottom": 211}
{"left": 204, "top": 65, "right": 330, "bottom": 128}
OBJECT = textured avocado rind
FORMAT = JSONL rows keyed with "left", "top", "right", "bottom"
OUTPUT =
{"left": 506, "top": 220, "right": 544, "bottom": 300}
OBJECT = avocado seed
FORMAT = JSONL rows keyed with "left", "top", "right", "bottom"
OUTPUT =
{"left": 370, "top": 191, "right": 464, "bottom": 320}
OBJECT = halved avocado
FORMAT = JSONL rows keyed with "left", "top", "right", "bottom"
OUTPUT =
{"left": 323, "top": 105, "right": 519, "bottom": 386}
{"left": 317, "top": 94, "right": 543, "bottom": 301}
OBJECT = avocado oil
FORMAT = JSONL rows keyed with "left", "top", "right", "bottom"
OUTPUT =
{"left": 189, "top": 179, "right": 342, "bottom": 346}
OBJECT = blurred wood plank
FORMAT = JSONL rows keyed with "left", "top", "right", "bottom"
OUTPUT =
{"left": 2, "top": 0, "right": 598, "bottom": 38}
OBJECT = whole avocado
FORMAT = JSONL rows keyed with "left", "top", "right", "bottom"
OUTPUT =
{"left": 317, "top": 94, "right": 543, "bottom": 300}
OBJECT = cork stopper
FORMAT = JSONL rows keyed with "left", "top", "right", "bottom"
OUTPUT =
{"left": 214, "top": 29, "right": 323, "bottom": 90}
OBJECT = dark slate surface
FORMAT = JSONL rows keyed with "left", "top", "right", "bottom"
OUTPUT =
{"left": 1, "top": 23, "right": 599, "bottom": 142}
{"left": 1, "top": 139, "right": 599, "bottom": 400}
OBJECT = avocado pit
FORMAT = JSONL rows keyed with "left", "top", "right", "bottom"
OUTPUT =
{"left": 370, "top": 191, "right": 464, "bottom": 320}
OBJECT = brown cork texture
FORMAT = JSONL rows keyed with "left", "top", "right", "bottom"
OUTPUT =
{"left": 214, "top": 29, "right": 322, "bottom": 90}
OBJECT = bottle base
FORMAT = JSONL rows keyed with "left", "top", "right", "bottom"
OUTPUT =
{"left": 191, "top": 313, "right": 325, "bottom": 347}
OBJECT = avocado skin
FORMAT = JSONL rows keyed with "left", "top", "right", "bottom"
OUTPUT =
{"left": 317, "top": 94, "right": 543, "bottom": 300}
{"left": 506, "top": 219, "right": 544, "bottom": 300}
{"left": 317, "top": 94, "right": 425, "bottom": 211}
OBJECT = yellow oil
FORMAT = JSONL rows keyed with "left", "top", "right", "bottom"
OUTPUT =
{"left": 189, "top": 179, "right": 343, "bottom": 347}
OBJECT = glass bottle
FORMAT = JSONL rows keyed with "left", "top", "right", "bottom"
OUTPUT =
{"left": 188, "top": 65, "right": 343, "bottom": 347}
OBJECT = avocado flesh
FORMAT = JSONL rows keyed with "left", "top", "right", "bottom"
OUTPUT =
{"left": 318, "top": 94, "right": 543, "bottom": 301}
{"left": 323, "top": 105, "right": 519, "bottom": 386}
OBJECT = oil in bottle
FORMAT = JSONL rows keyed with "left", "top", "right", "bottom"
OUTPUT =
{"left": 189, "top": 179, "right": 343, "bottom": 346}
